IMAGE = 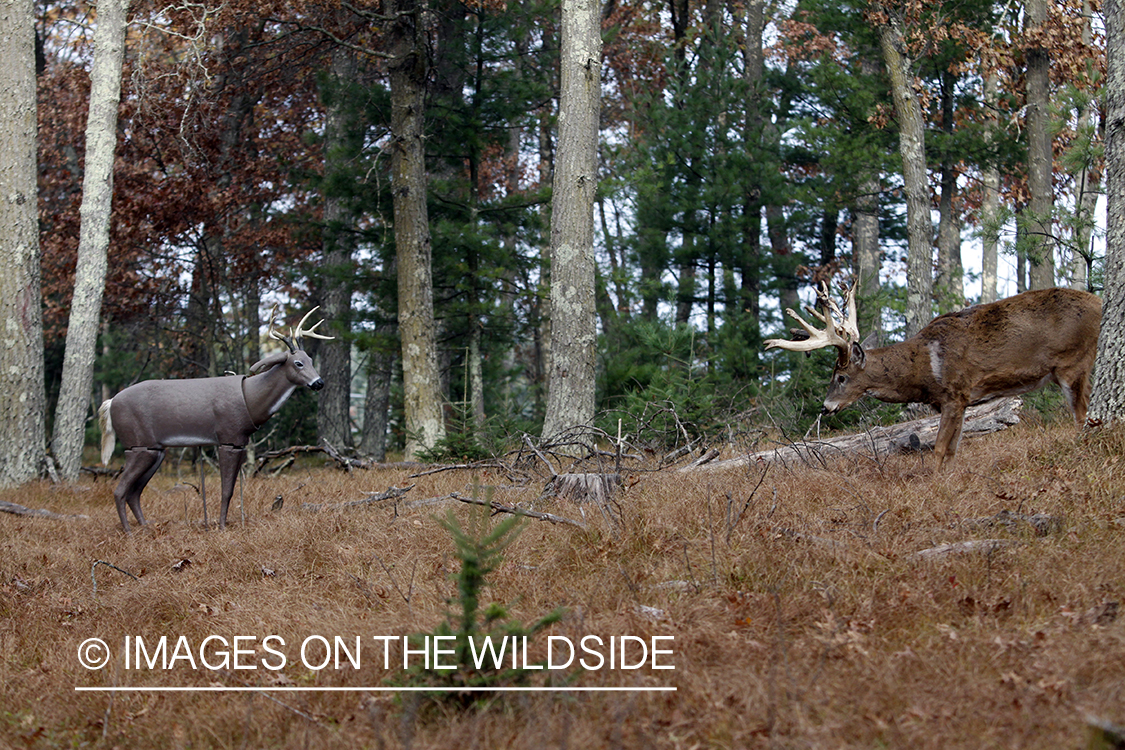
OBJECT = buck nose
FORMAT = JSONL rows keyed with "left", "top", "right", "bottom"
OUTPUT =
{"left": 309, "top": 378, "right": 325, "bottom": 391}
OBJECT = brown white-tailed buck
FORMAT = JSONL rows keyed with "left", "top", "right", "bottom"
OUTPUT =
{"left": 99, "top": 307, "right": 333, "bottom": 532}
{"left": 764, "top": 284, "right": 1102, "bottom": 464}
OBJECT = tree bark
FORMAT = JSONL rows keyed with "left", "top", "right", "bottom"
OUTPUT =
{"left": 980, "top": 72, "right": 1001, "bottom": 304}
{"left": 1025, "top": 0, "right": 1055, "bottom": 289}
{"left": 541, "top": 0, "right": 600, "bottom": 441}
{"left": 767, "top": 62, "right": 799, "bottom": 315}
{"left": 390, "top": 0, "right": 445, "bottom": 459}
{"left": 52, "top": 0, "right": 129, "bottom": 481}
{"left": 316, "top": 43, "right": 358, "bottom": 450}
{"left": 851, "top": 55, "right": 883, "bottom": 339}
{"left": 360, "top": 359, "right": 393, "bottom": 460}
{"left": 935, "top": 70, "right": 963, "bottom": 313}
{"left": 1072, "top": 0, "right": 1100, "bottom": 292}
{"left": 853, "top": 173, "right": 882, "bottom": 339}
{"left": 0, "top": 0, "right": 47, "bottom": 486}
{"left": 1090, "top": 0, "right": 1125, "bottom": 422}
{"left": 740, "top": 0, "right": 766, "bottom": 344}
{"left": 879, "top": 17, "right": 933, "bottom": 337}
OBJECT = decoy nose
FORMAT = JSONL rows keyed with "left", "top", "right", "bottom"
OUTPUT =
{"left": 309, "top": 378, "right": 325, "bottom": 391}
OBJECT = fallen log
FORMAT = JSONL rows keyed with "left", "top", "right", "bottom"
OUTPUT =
{"left": 0, "top": 500, "right": 88, "bottom": 521}
{"left": 682, "top": 397, "right": 1023, "bottom": 473}
{"left": 911, "top": 539, "right": 1019, "bottom": 560}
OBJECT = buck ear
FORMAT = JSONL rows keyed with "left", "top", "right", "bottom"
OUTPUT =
{"left": 861, "top": 332, "right": 879, "bottom": 350}
{"left": 850, "top": 341, "right": 866, "bottom": 369}
{"left": 250, "top": 351, "right": 288, "bottom": 374}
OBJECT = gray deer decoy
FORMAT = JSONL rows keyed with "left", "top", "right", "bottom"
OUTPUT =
{"left": 99, "top": 307, "right": 334, "bottom": 532}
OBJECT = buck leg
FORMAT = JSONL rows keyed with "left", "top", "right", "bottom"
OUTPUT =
{"left": 1060, "top": 370, "right": 1092, "bottom": 426}
{"left": 933, "top": 403, "right": 967, "bottom": 466}
{"left": 217, "top": 445, "right": 247, "bottom": 529}
{"left": 115, "top": 448, "right": 165, "bottom": 532}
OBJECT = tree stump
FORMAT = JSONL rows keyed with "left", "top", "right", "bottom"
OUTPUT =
{"left": 547, "top": 473, "right": 621, "bottom": 505}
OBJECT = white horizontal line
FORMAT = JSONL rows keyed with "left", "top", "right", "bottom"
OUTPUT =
{"left": 75, "top": 686, "right": 675, "bottom": 693}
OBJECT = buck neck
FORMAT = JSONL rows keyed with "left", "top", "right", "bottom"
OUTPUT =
{"left": 242, "top": 361, "right": 299, "bottom": 426}
{"left": 850, "top": 337, "right": 936, "bottom": 405}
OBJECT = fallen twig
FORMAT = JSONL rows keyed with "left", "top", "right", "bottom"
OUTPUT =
{"left": 682, "top": 447, "right": 721, "bottom": 470}
{"left": 255, "top": 443, "right": 370, "bottom": 475}
{"left": 301, "top": 484, "right": 415, "bottom": 512}
{"left": 402, "top": 493, "right": 460, "bottom": 510}
{"left": 91, "top": 560, "right": 139, "bottom": 598}
{"left": 409, "top": 462, "right": 512, "bottom": 478}
{"left": 450, "top": 492, "right": 586, "bottom": 529}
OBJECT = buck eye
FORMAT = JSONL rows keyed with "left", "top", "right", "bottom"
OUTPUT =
{"left": 295, "top": 361, "right": 304, "bottom": 368}
{"left": 836, "top": 374, "right": 847, "bottom": 385}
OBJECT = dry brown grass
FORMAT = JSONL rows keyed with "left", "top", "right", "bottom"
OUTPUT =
{"left": 2, "top": 420, "right": 1124, "bottom": 749}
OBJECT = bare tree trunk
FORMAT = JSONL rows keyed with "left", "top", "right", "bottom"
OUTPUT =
{"left": 390, "top": 0, "right": 445, "bottom": 459}
{"left": 535, "top": 92, "right": 555, "bottom": 401}
{"left": 51, "top": 0, "right": 129, "bottom": 480}
{"left": 359, "top": 346, "right": 394, "bottom": 460}
{"left": 852, "top": 56, "right": 883, "bottom": 340}
{"left": 767, "top": 62, "right": 799, "bottom": 315}
{"left": 1073, "top": 0, "right": 1099, "bottom": 292}
{"left": 670, "top": 0, "right": 696, "bottom": 329}
{"left": 1026, "top": 0, "right": 1055, "bottom": 289}
{"left": 1015, "top": 216, "right": 1029, "bottom": 293}
{"left": 541, "top": 0, "right": 600, "bottom": 441}
{"left": 675, "top": 236, "right": 696, "bottom": 325}
{"left": 879, "top": 16, "right": 933, "bottom": 337}
{"left": 316, "top": 43, "right": 358, "bottom": 449}
{"left": 981, "top": 72, "right": 1001, "bottom": 304}
{"left": 853, "top": 174, "right": 882, "bottom": 339}
{"left": 0, "top": 0, "right": 47, "bottom": 485}
{"left": 468, "top": 320, "right": 486, "bottom": 429}
{"left": 599, "top": 196, "right": 631, "bottom": 316}
{"left": 741, "top": 0, "right": 766, "bottom": 341}
{"left": 980, "top": 164, "right": 1001, "bottom": 303}
{"left": 1090, "top": 0, "right": 1125, "bottom": 421}
{"left": 935, "top": 70, "right": 963, "bottom": 313}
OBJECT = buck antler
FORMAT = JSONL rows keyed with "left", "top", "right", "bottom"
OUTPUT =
{"left": 265, "top": 304, "right": 295, "bottom": 352}
{"left": 292, "top": 306, "right": 334, "bottom": 345}
{"left": 764, "top": 281, "right": 858, "bottom": 359}
{"left": 265, "top": 305, "right": 335, "bottom": 352}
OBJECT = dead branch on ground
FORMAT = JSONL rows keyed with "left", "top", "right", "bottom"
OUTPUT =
{"left": 301, "top": 484, "right": 415, "bottom": 512}
{"left": 0, "top": 500, "right": 88, "bottom": 521}
{"left": 450, "top": 491, "right": 587, "bottom": 529}
{"left": 254, "top": 442, "right": 371, "bottom": 475}
{"left": 682, "top": 397, "right": 1023, "bottom": 473}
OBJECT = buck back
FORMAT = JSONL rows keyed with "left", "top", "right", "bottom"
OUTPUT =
{"left": 919, "top": 288, "right": 1100, "bottom": 404}
{"left": 824, "top": 287, "right": 1101, "bottom": 412}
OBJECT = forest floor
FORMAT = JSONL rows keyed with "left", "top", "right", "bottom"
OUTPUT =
{"left": 2, "top": 410, "right": 1124, "bottom": 749}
